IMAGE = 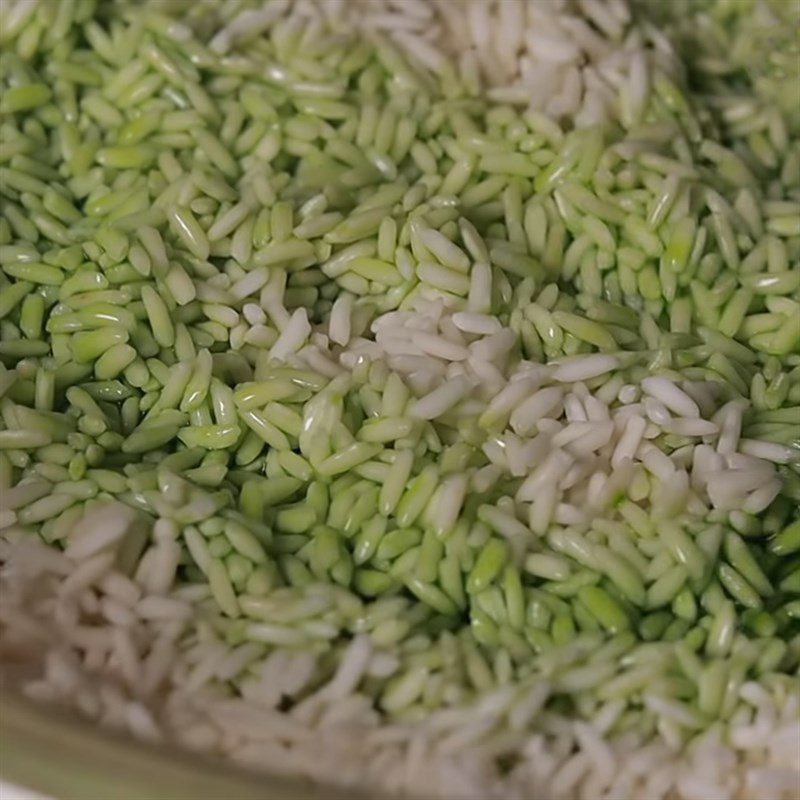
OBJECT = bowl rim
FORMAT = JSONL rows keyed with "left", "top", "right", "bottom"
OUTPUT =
{"left": 0, "top": 687, "right": 370, "bottom": 800}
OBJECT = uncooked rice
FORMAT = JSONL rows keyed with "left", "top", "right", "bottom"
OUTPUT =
{"left": 0, "top": 0, "right": 799, "bottom": 799}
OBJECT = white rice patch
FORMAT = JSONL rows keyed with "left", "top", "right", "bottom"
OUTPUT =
{"left": 410, "top": 375, "right": 473, "bottom": 419}
{"left": 641, "top": 377, "right": 700, "bottom": 418}
{"left": 63, "top": 503, "right": 137, "bottom": 562}
{"left": 136, "top": 596, "right": 193, "bottom": 621}
{"left": 509, "top": 387, "right": 564, "bottom": 436}
{"left": 412, "top": 330, "right": 470, "bottom": 361}
{"left": 738, "top": 439, "right": 797, "bottom": 464}
{"left": 715, "top": 401, "right": 745, "bottom": 455}
{"left": 0, "top": 480, "right": 52, "bottom": 512}
{"left": 209, "top": 1, "right": 291, "bottom": 54}
{"left": 452, "top": 312, "right": 503, "bottom": 336}
{"left": 644, "top": 397, "right": 672, "bottom": 426}
{"left": 58, "top": 551, "right": 116, "bottom": 598}
{"left": 611, "top": 414, "right": 647, "bottom": 467}
{"left": 270, "top": 308, "right": 311, "bottom": 361}
{"left": 742, "top": 479, "right": 782, "bottom": 514}
{"left": 664, "top": 418, "right": 720, "bottom": 438}
{"left": 553, "top": 355, "right": 619, "bottom": 383}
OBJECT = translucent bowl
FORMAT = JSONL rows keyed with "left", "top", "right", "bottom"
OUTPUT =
{"left": 1, "top": 688, "right": 364, "bottom": 800}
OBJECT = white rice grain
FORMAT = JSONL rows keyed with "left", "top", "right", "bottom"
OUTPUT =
{"left": 410, "top": 375, "right": 473, "bottom": 420}
{"left": 552, "top": 354, "right": 619, "bottom": 383}
{"left": 63, "top": 503, "right": 136, "bottom": 562}
{"left": 510, "top": 387, "right": 564, "bottom": 436}
{"left": 642, "top": 377, "right": 701, "bottom": 418}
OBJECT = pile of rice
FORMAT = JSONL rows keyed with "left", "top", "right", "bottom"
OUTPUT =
{"left": 0, "top": 1, "right": 798, "bottom": 799}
